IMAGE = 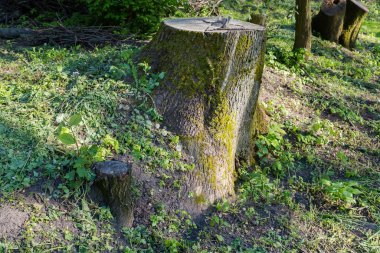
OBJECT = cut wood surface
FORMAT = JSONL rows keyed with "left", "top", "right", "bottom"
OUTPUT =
{"left": 140, "top": 17, "right": 266, "bottom": 210}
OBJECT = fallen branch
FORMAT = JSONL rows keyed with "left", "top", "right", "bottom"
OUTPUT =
{"left": 0, "top": 28, "right": 34, "bottom": 39}
{"left": 0, "top": 26, "right": 133, "bottom": 47}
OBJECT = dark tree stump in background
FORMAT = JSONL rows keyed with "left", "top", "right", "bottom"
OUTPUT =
{"left": 249, "top": 13, "right": 267, "bottom": 26}
{"left": 140, "top": 18, "right": 266, "bottom": 209}
{"left": 294, "top": 0, "right": 312, "bottom": 51}
{"left": 93, "top": 161, "right": 133, "bottom": 227}
{"left": 339, "top": 0, "right": 369, "bottom": 49}
{"left": 312, "top": 0, "right": 347, "bottom": 43}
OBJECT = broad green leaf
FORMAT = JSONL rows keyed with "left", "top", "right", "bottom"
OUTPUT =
{"left": 343, "top": 191, "right": 353, "bottom": 198}
{"left": 321, "top": 179, "right": 331, "bottom": 186}
{"left": 58, "top": 128, "right": 76, "bottom": 145}
{"left": 68, "top": 114, "right": 82, "bottom": 127}
{"left": 64, "top": 170, "right": 75, "bottom": 181}
{"left": 347, "top": 181, "right": 359, "bottom": 187}
{"left": 158, "top": 72, "right": 165, "bottom": 79}
{"left": 349, "top": 188, "right": 361, "bottom": 195}
{"left": 58, "top": 125, "right": 70, "bottom": 134}
{"left": 216, "top": 234, "right": 224, "bottom": 242}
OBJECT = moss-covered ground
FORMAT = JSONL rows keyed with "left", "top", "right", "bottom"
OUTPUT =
{"left": 0, "top": 0, "right": 379, "bottom": 252}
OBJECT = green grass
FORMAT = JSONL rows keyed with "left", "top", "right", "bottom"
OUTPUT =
{"left": 362, "top": 21, "right": 380, "bottom": 38}
{"left": 0, "top": 45, "right": 131, "bottom": 193}
{"left": 1, "top": 0, "right": 380, "bottom": 252}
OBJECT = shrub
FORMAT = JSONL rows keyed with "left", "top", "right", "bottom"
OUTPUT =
{"left": 84, "top": 0, "right": 185, "bottom": 33}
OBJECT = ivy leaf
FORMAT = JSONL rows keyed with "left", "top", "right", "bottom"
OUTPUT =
{"left": 68, "top": 114, "right": 82, "bottom": 127}
{"left": 76, "top": 166, "right": 88, "bottom": 179}
{"left": 158, "top": 72, "right": 165, "bottom": 79}
{"left": 64, "top": 170, "right": 76, "bottom": 181}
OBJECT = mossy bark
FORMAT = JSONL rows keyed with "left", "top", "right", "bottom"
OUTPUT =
{"left": 294, "top": 0, "right": 312, "bottom": 52}
{"left": 312, "top": 0, "right": 347, "bottom": 43}
{"left": 339, "top": 0, "right": 368, "bottom": 49}
{"left": 140, "top": 18, "right": 266, "bottom": 208}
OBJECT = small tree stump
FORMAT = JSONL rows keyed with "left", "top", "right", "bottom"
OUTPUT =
{"left": 93, "top": 161, "right": 133, "bottom": 227}
{"left": 339, "top": 0, "right": 369, "bottom": 49}
{"left": 140, "top": 18, "right": 266, "bottom": 206}
{"left": 249, "top": 13, "right": 267, "bottom": 26}
{"left": 312, "top": 0, "right": 347, "bottom": 43}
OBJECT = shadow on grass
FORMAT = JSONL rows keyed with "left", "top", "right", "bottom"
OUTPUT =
{"left": 0, "top": 44, "right": 139, "bottom": 195}
{"left": 0, "top": 114, "right": 60, "bottom": 193}
{"left": 317, "top": 67, "right": 379, "bottom": 90}
{"left": 0, "top": 50, "right": 18, "bottom": 63}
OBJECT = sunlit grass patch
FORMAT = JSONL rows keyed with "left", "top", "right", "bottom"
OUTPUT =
{"left": 362, "top": 21, "right": 380, "bottom": 38}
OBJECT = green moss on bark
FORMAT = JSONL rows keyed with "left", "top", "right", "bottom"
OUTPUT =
{"left": 209, "top": 98, "right": 236, "bottom": 186}
{"left": 140, "top": 19, "right": 266, "bottom": 205}
{"left": 194, "top": 193, "right": 207, "bottom": 205}
{"left": 339, "top": 0, "right": 368, "bottom": 49}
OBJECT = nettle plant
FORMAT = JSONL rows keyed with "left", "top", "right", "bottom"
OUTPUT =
{"left": 57, "top": 113, "right": 119, "bottom": 192}
{"left": 238, "top": 166, "right": 293, "bottom": 205}
{"left": 319, "top": 178, "right": 362, "bottom": 209}
{"left": 266, "top": 45, "right": 306, "bottom": 71}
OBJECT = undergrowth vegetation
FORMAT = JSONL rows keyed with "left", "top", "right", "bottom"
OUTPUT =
{"left": 0, "top": 0, "right": 379, "bottom": 252}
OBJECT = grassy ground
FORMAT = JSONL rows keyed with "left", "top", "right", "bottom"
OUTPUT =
{"left": 0, "top": 0, "right": 379, "bottom": 252}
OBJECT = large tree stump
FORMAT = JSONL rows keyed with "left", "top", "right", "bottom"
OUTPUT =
{"left": 312, "top": 0, "right": 347, "bottom": 43}
{"left": 93, "top": 161, "right": 134, "bottom": 227}
{"left": 339, "top": 0, "right": 369, "bottom": 49}
{"left": 140, "top": 18, "right": 266, "bottom": 207}
{"left": 294, "top": 0, "right": 312, "bottom": 51}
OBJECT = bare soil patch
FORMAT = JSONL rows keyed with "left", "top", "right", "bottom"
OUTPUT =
{"left": 0, "top": 204, "right": 29, "bottom": 240}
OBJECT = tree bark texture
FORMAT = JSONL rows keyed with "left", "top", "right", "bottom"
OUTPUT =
{"left": 140, "top": 18, "right": 266, "bottom": 207}
{"left": 312, "top": 0, "right": 347, "bottom": 43}
{"left": 294, "top": 0, "right": 312, "bottom": 51}
{"left": 93, "top": 161, "right": 134, "bottom": 227}
{"left": 339, "top": 0, "right": 369, "bottom": 49}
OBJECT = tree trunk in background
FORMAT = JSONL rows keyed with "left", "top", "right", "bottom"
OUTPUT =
{"left": 339, "top": 0, "right": 369, "bottom": 49}
{"left": 140, "top": 18, "right": 266, "bottom": 210}
{"left": 294, "top": 0, "right": 312, "bottom": 51}
{"left": 312, "top": 0, "right": 347, "bottom": 43}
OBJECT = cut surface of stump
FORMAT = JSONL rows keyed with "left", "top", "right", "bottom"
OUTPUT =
{"left": 140, "top": 17, "right": 266, "bottom": 210}
{"left": 312, "top": 0, "right": 347, "bottom": 43}
{"left": 339, "top": 0, "right": 369, "bottom": 49}
{"left": 93, "top": 161, "right": 133, "bottom": 227}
